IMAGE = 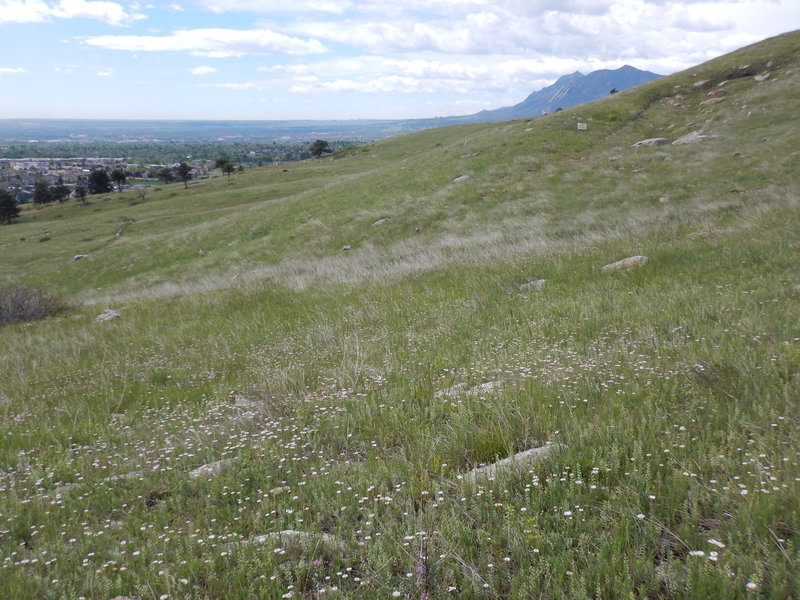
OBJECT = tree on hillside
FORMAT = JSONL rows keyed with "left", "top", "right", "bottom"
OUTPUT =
{"left": 0, "top": 190, "right": 21, "bottom": 224}
{"left": 51, "top": 176, "right": 70, "bottom": 203}
{"left": 609, "top": 88, "right": 619, "bottom": 95}
{"left": 309, "top": 139, "right": 331, "bottom": 158}
{"left": 157, "top": 167, "right": 175, "bottom": 185}
{"left": 74, "top": 185, "right": 88, "bottom": 204}
{"left": 215, "top": 158, "right": 236, "bottom": 178}
{"left": 88, "top": 169, "right": 113, "bottom": 195}
{"left": 111, "top": 168, "right": 127, "bottom": 193}
{"left": 176, "top": 162, "right": 192, "bottom": 189}
{"left": 33, "top": 179, "right": 52, "bottom": 204}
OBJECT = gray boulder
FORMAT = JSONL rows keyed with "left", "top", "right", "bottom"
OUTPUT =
{"left": 672, "top": 131, "right": 711, "bottom": 145}
{"left": 188, "top": 458, "right": 234, "bottom": 480}
{"left": 631, "top": 138, "right": 669, "bottom": 148}
{"left": 460, "top": 443, "right": 562, "bottom": 484}
{"left": 95, "top": 309, "right": 121, "bottom": 323}
{"left": 519, "top": 279, "right": 546, "bottom": 292}
{"left": 602, "top": 255, "right": 648, "bottom": 272}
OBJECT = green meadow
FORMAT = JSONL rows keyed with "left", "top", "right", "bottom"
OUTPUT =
{"left": 1, "top": 30, "right": 798, "bottom": 599}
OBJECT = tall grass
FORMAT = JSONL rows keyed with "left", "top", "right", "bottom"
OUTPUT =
{"left": 0, "top": 29, "right": 798, "bottom": 599}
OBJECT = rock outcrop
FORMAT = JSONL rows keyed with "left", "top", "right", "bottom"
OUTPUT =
{"left": 601, "top": 256, "right": 648, "bottom": 272}
{"left": 460, "top": 443, "right": 562, "bottom": 484}
{"left": 631, "top": 138, "right": 669, "bottom": 148}
{"left": 95, "top": 309, "right": 121, "bottom": 322}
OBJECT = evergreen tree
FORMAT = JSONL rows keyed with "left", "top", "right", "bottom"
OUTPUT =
{"left": 0, "top": 190, "right": 21, "bottom": 224}
{"left": 157, "top": 167, "right": 175, "bottom": 185}
{"left": 309, "top": 139, "right": 331, "bottom": 158}
{"left": 74, "top": 186, "right": 88, "bottom": 204}
{"left": 88, "top": 169, "right": 113, "bottom": 194}
{"left": 33, "top": 179, "right": 51, "bottom": 204}
{"left": 176, "top": 162, "right": 192, "bottom": 189}
{"left": 111, "top": 168, "right": 127, "bottom": 193}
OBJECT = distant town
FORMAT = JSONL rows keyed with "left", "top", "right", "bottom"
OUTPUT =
{"left": 0, "top": 157, "right": 209, "bottom": 203}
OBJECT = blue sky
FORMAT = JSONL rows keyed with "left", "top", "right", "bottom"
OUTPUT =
{"left": 0, "top": 0, "right": 797, "bottom": 120}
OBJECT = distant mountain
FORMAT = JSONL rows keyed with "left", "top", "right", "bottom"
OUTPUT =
{"left": 457, "top": 65, "right": 662, "bottom": 123}
{"left": 0, "top": 67, "right": 663, "bottom": 145}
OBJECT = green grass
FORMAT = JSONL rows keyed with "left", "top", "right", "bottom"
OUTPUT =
{"left": 0, "top": 30, "right": 799, "bottom": 599}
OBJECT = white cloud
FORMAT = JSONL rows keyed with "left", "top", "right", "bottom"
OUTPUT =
{"left": 95, "top": 66, "right": 114, "bottom": 76}
{"left": 283, "top": 55, "right": 587, "bottom": 95}
{"left": 53, "top": 0, "right": 143, "bottom": 25}
{"left": 0, "top": 66, "right": 27, "bottom": 74}
{"left": 83, "top": 27, "right": 328, "bottom": 56}
{"left": 0, "top": 0, "right": 143, "bottom": 25}
{"left": 189, "top": 65, "right": 217, "bottom": 74}
{"left": 201, "top": 0, "right": 352, "bottom": 14}
{"left": 0, "top": 0, "right": 52, "bottom": 23}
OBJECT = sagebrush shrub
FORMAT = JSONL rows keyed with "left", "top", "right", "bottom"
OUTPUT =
{"left": 0, "top": 285, "right": 64, "bottom": 326}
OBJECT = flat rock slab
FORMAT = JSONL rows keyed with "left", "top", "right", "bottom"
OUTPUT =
{"left": 229, "top": 530, "right": 347, "bottom": 553}
{"left": 601, "top": 255, "right": 648, "bottom": 272}
{"left": 435, "top": 380, "right": 502, "bottom": 400}
{"left": 519, "top": 279, "right": 546, "bottom": 292}
{"left": 460, "top": 443, "right": 562, "bottom": 484}
{"left": 631, "top": 138, "right": 669, "bottom": 148}
{"left": 188, "top": 458, "right": 234, "bottom": 480}
{"left": 95, "top": 309, "right": 121, "bottom": 322}
{"left": 672, "top": 130, "right": 711, "bottom": 145}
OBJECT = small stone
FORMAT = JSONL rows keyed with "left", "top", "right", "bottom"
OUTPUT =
{"left": 601, "top": 255, "right": 648, "bottom": 272}
{"left": 73, "top": 254, "right": 87, "bottom": 261}
{"left": 434, "top": 382, "right": 470, "bottom": 400}
{"left": 188, "top": 458, "right": 234, "bottom": 480}
{"left": 452, "top": 174, "right": 470, "bottom": 183}
{"left": 700, "top": 97, "right": 725, "bottom": 106}
{"left": 52, "top": 482, "right": 81, "bottom": 497}
{"left": 753, "top": 72, "right": 770, "bottom": 82}
{"left": 339, "top": 245, "right": 353, "bottom": 252}
{"left": 460, "top": 443, "right": 562, "bottom": 484}
{"left": 672, "top": 130, "right": 711, "bottom": 145}
{"left": 435, "top": 381, "right": 503, "bottom": 400}
{"left": 95, "top": 309, "right": 121, "bottom": 322}
{"left": 577, "top": 122, "right": 588, "bottom": 131}
{"left": 372, "top": 217, "right": 390, "bottom": 226}
{"left": 232, "top": 393, "right": 259, "bottom": 409}
{"left": 659, "top": 196, "right": 671, "bottom": 203}
{"left": 519, "top": 279, "right": 546, "bottom": 292}
{"left": 229, "top": 530, "right": 347, "bottom": 553}
{"left": 631, "top": 138, "right": 669, "bottom": 148}
{"left": 692, "top": 80, "right": 708, "bottom": 87}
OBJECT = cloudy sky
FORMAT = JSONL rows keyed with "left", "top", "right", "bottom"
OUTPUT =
{"left": 0, "top": 0, "right": 797, "bottom": 120}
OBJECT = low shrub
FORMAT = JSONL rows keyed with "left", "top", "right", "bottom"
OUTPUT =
{"left": 0, "top": 285, "right": 65, "bottom": 327}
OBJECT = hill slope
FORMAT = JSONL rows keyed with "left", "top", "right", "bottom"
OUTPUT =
{"left": 0, "top": 30, "right": 799, "bottom": 600}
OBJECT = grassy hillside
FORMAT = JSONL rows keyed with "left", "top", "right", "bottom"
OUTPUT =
{"left": 1, "top": 30, "right": 799, "bottom": 599}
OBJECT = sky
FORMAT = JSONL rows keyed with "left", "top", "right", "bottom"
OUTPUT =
{"left": 0, "top": 0, "right": 797, "bottom": 121}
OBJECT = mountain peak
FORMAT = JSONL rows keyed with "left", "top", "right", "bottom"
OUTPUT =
{"left": 461, "top": 65, "right": 662, "bottom": 122}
